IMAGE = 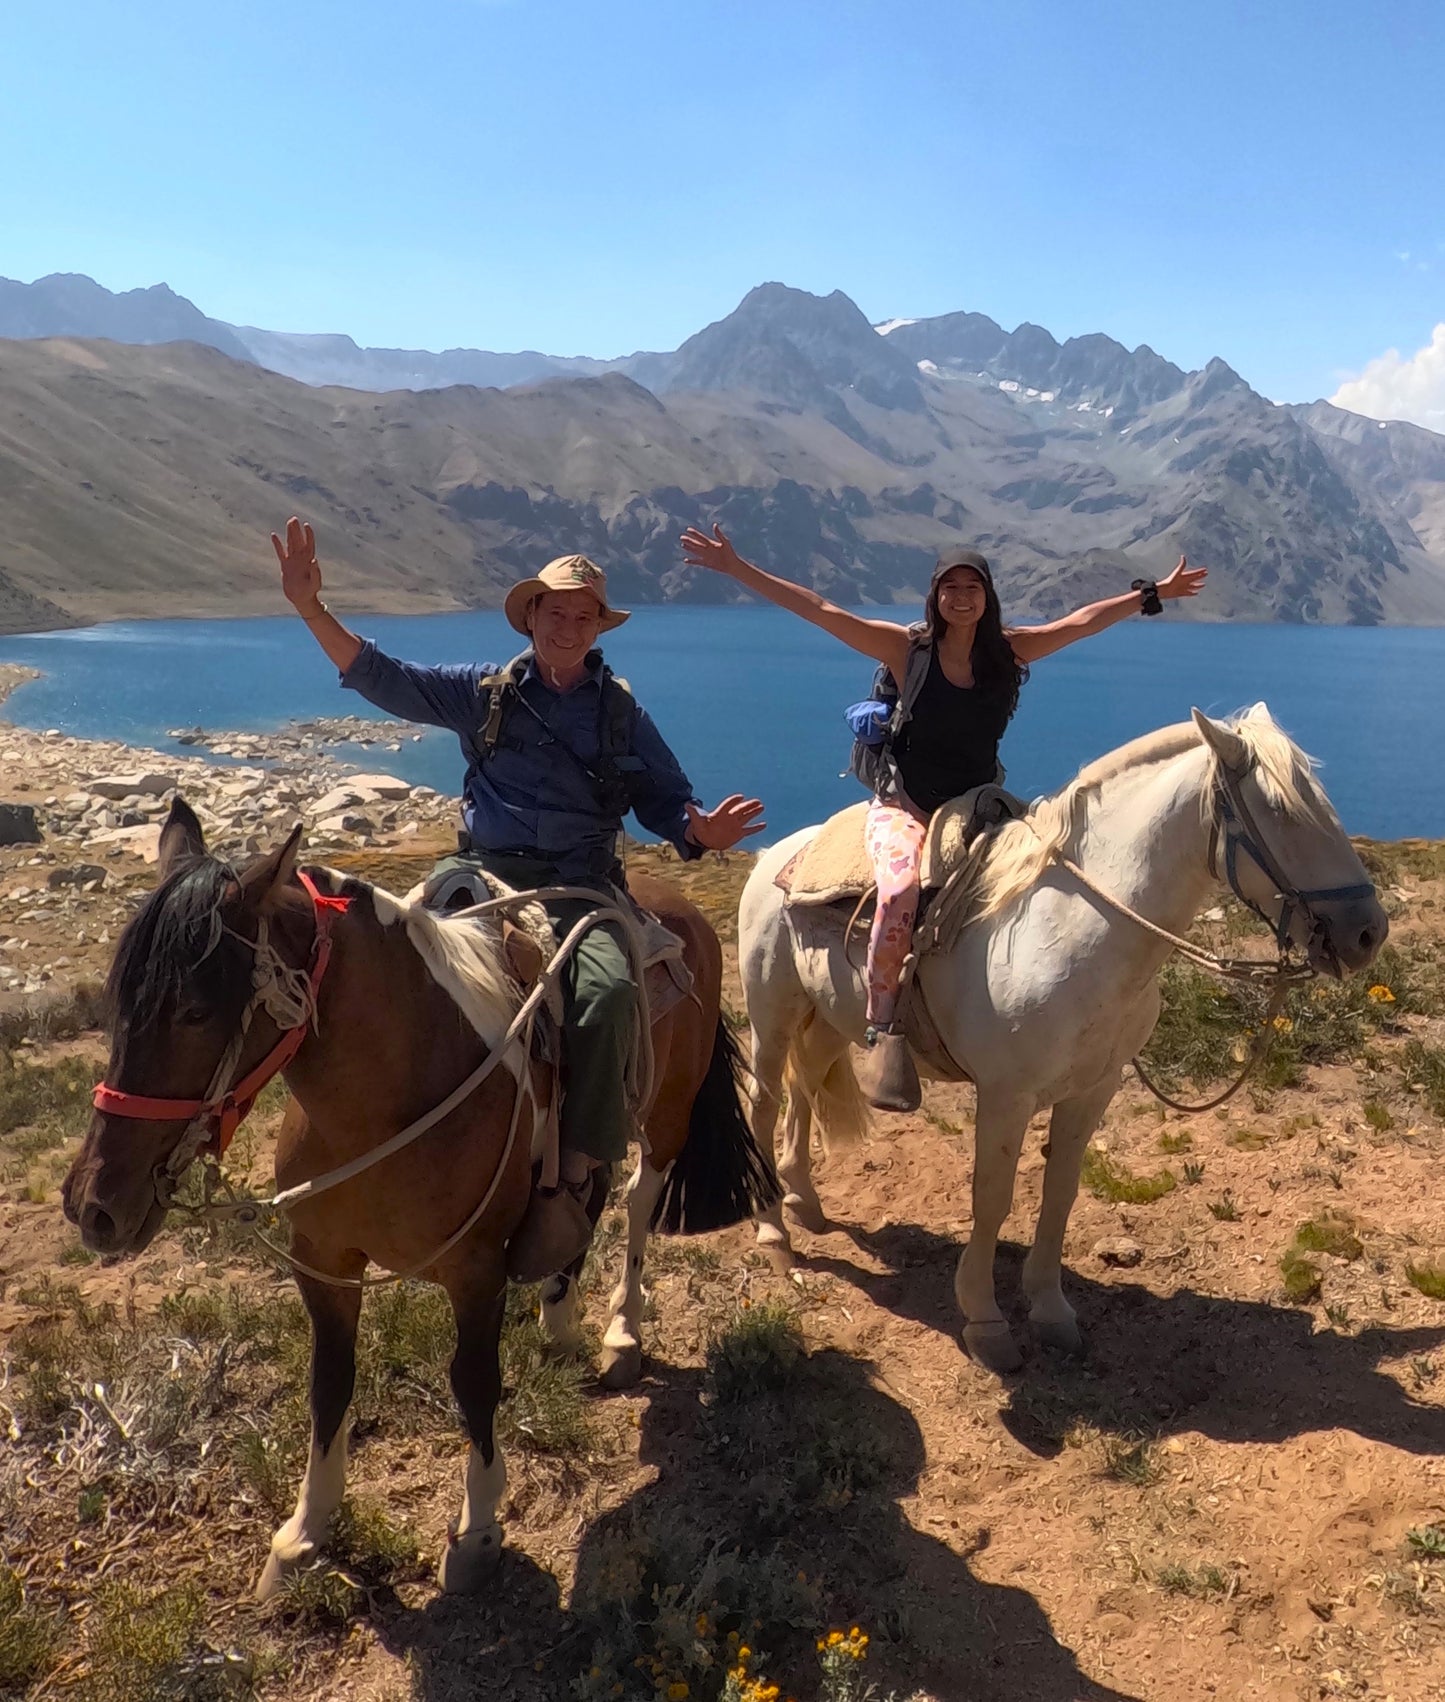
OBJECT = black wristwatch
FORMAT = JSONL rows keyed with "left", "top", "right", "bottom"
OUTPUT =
{"left": 1131, "top": 578, "right": 1163, "bottom": 617}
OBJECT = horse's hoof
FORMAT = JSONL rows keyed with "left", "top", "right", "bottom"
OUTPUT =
{"left": 963, "top": 1320, "right": 1024, "bottom": 1375}
{"left": 1032, "top": 1318, "right": 1084, "bottom": 1358}
{"left": 783, "top": 1193, "right": 830, "bottom": 1235}
{"left": 597, "top": 1341, "right": 643, "bottom": 1390}
{"left": 541, "top": 1323, "right": 585, "bottom": 1358}
{"left": 754, "top": 1230, "right": 795, "bottom": 1274}
{"left": 438, "top": 1524, "right": 502, "bottom": 1593}
{"left": 255, "top": 1541, "right": 314, "bottom": 1603}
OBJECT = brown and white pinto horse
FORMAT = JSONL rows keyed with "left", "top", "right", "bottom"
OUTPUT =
{"left": 62, "top": 799, "right": 777, "bottom": 1599}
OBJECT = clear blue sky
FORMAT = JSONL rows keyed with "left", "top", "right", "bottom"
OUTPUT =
{"left": 3, "top": 0, "right": 1442, "bottom": 404}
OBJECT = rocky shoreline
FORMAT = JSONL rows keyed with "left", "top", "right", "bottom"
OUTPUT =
{"left": 0, "top": 665, "right": 457, "bottom": 1010}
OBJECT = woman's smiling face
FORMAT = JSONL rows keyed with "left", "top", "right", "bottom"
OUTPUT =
{"left": 933, "top": 566, "right": 989, "bottom": 628}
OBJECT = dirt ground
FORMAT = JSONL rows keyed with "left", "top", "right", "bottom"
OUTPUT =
{"left": 3, "top": 753, "right": 1445, "bottom": 1700}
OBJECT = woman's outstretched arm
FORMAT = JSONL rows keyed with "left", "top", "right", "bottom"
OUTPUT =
{"left": 681, "top": 524, "right": 911, "bottom": 676}
{"left": 1009, "top": 557, "right": 1208, "bottom": 663}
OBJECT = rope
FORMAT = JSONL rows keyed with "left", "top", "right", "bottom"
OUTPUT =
{"left": 1041, "top": 843, "right": 1313, "bottom": 987}
{"left": 172, "top": 887, "right": 653, "bottom": 1288}
{"left": 244, "top": 1067, "right": 534, "bottom": 1290}
{"left": 849, "top": 813, "right": 1316, "bottom": 1116}
{"left": 1129, "top": 978, "right": 1291, "bottom": 1113}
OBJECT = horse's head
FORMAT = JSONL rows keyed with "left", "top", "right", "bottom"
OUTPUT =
{"left": 62, "top": 798, "right": 313, "bottom": 1256}
{"left": 1192, "top": 706, "right": 1387, "bottom": 977}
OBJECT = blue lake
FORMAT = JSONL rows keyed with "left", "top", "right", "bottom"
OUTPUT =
{"left": 1, "top": 609, "right": 1441, "bottom": 841}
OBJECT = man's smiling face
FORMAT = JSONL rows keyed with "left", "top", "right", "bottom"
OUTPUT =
{"left": 528, "top": 588, "right": 604, "bottom": 678}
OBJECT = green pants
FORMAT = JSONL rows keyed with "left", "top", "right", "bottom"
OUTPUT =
{"left": 427, "top": 852, "right": 637, "bottom": 1165}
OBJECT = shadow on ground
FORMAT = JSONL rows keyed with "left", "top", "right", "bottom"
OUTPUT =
{"left": 377, "top": 1346, "right": 1140, "bottom": 1702}
{"left": 804, "top": 1218, "right": 1445, "bottom": 1459}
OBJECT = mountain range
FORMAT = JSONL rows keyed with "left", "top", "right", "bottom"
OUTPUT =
{"left": 1, "top": 271, "right": 1443, "bottom": 631}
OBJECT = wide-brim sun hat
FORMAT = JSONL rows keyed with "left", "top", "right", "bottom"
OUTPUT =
{"left": 503, "top": 554, "right": 631, "bottom": 636}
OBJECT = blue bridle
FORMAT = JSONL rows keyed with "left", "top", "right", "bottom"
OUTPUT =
{"left": 1208, "top": 762, "right": 1375, "bottom": 960}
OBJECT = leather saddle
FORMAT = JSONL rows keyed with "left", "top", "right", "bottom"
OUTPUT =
{"left": 774, "top": 784, "right": 1026, "bottom": 1082}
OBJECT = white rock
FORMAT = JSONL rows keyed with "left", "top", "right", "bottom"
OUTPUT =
{"left": 90, "top": 771, "right": 177, "bottom": 800}
{"left": 89, "top": 824, "right": 163, "bottom": 863}
{"left": 345, "top": 773, "right": 412, "bottom": 801}
{"left": 310, "top": 786, "right": 364, "bottom": 816}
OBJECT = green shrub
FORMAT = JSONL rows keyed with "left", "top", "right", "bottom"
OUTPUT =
{"left": 1081, "top": 1149, "right": 1176, "bottom": 1205}
{"left": 0, "top": 1566, "right": 59, "bottom": 1691}
{"left": 706, "top": 1300, "right": 804, "bottom": 1405}
{"left": 1406, "top": 1262, "right": 1445, "bottom": 1301}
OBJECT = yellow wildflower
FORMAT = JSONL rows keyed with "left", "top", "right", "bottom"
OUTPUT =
{"left": 695, "top": 1612, "right": 710, "bottom": 1637}
{"left": 1368, "top": 984, "right": 1396, "bottom": 1003}
{"left": 667, "top": 1684, "right": 690, "bottom": 1701}
{"left": 1271, "top": 1014, "right": 1294, "bottom": 1033}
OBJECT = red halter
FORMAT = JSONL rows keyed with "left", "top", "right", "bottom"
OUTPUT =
{"left": 92, "top": 870, "right": 352, "bottom": 1157}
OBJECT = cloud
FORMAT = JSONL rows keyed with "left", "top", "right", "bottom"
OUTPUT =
{"left": 1329, "top": 323, "right": 1445, "bottom": 429}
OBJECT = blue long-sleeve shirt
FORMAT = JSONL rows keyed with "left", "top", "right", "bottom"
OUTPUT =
{"left": 340, "top": 640, "right": 702, "bottom": 879}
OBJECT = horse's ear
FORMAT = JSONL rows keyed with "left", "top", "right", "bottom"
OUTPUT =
{"left": 157, "top": 796, "right": 207, "bottom": 879}
{"left": 238, "top": 822, "right": 304, "bottom": 911}
{"left": 1191, "top": 708, "right": 1249, "bottom": 773}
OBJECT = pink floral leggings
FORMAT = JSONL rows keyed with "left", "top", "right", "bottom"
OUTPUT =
{"left": 863, "top": 798, "right": 929, "bottom": 1026}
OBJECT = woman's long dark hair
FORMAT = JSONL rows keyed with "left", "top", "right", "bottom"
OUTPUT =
{"left": 924, "top": 567, "right": 1029, "bottom": 721}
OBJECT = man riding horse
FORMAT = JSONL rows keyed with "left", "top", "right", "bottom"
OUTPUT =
{"left": 273, "top": 518, "right": 765, "bottom": 1282}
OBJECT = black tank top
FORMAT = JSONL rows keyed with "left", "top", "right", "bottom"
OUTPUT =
{"left": 892, "top": 648, "right": 1012, "bottom": 814}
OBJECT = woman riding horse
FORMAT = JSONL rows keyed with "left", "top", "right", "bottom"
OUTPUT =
{"left": 275, "top": 518, "right": 765, "bottom": 1280}
{"left": 681, "top": 525, "right": 1207, "bottom": 1112}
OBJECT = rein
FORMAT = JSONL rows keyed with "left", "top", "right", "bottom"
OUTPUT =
{"left": 93, "top": 870, "right": 350, "bottom": 1162}
{"left": 1026, "top": 757, "right": 1373, "bottom": 1113}
{"left": 902, "top": 755, "right": 1365, "bottom": 1115}
{"left": 98, "top": 875, "right": 650, "bottom": 1290}
{"left": 1207, "top": 762, "right": 1374, "bottom": 963}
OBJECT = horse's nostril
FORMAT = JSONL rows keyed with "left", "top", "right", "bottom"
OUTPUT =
{"left": 81, "top": 1205, "right": 116, "bottom": 1250}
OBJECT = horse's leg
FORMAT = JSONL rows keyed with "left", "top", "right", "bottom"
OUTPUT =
{"left": 539, "top": 1270, "right": 584, "bottom": 1353}
{"left": 539, "top": 1168, "right": 609, "bottom": 1354}
{"left": 1023, "top": 1079, "right": 1118, "bottom": 1357}
{"left": 749, "top": 1014, "right": 796, "bottom": 1264}
{"left": 436, "top": 1258, "right": 508, "bottom": 1593}
{"left": 598, "top": 1153, "right": 667, "bottom": 1390}
{"left": 740, "top": 877, "right": 812, "bottom": 1265}
{"left": 255, "top": 1245, "right": 365, "bottom": 1600}
{"left": 778, "top": 1018, "right": 846, "bottom": 1235}
{"left": 954, "top": 1089, "right": 1034, "bottom": 1375}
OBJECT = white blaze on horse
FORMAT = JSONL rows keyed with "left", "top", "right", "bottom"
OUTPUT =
{"left": 62, "top": 799, "right": 778, "bottom": 1598}
{"left": 739, "top": 706, "right": 1387, "bottom": 1373}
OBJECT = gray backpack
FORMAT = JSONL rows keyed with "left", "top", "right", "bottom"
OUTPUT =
{"left": 846, "top": 627, "right": 933, "bottom": 799}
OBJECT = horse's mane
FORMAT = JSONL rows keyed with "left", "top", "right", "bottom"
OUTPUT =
{"left": 107, "top": 858, "right": 521, "bottom": 1057}
{"left": 347, "top": 874, "right": 521, "bottom": 1049}
{"left": 974, "top": 705, "right": 1326, "bottom": 919}
{"left": 106, "top": 857, "right": 251, "bottom": 1042}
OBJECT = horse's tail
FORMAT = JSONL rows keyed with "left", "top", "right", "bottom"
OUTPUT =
{"left": 650, "top": 1019, "right": 782, "bottom": 1235}
{"left": 783, "top": 1009, "right": 869, "bottom": 1153}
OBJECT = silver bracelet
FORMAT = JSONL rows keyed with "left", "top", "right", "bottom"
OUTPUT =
{"left": 302, "top": 602, "right": 330, "bottom": 622}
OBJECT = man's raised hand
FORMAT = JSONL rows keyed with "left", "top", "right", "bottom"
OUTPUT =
{"left": 272, "top": 516, "right": 323, "bottom": 615}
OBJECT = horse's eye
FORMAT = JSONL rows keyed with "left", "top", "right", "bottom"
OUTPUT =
{"left": 178, "top": 1003, "right": 213, "bottom": 1027}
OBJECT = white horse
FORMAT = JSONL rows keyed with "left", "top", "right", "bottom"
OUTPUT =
{"left": 739, "top": 707, "right": 1387, "bottom": 1373}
